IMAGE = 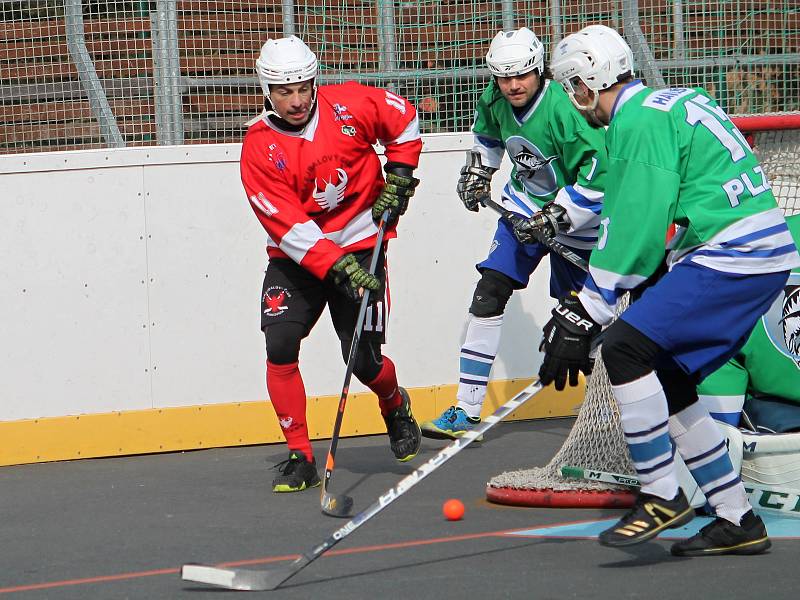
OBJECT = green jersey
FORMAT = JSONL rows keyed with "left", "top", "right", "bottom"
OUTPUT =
{"left": 578, "top": 82, "right": 800, "bottom": 325}
{"left": 698, "top": 214, "right": 800, "bottom": 413}
{"left": 472, "top": 79, "right": 608, "bottom": 249}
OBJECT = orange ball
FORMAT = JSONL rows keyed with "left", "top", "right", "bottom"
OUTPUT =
{"left": 442, "top": 498, "right": 465, "bottom": 521}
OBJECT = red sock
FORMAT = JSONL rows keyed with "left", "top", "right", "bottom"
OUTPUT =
{"left": 266, "top": 361, "right": 313, "bottom": 462}
{"left": 366, "top": 356, "right": 403, "bottom": 416}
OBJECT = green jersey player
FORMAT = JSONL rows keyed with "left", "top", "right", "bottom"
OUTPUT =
{"left": 545, "top": 24, "right": 800, "bottom": 556}
{"left": 699, "top": 214, "right": 800, "bottom": 433}
{"left": 421, "top": 27, "right": 607, "bottom": 440}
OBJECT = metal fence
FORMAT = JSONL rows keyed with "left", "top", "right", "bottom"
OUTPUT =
{"left": 1, "top": 0, "right": 798, "bottom": 153}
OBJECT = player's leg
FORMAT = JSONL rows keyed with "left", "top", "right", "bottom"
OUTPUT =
{"left": 261, "top": 259, "right": 326, "bottom": 492}
{"left": 423, "top": 217, "right": 541, "bottom": 440}
{"left": 619, "top": 262, "right": 786, "bottom": 554}
{"left": 596, "top": 320, "right": 694, "bottom": 547}
{"left": 328, "top": 247, "right": 421, "bottom": 462}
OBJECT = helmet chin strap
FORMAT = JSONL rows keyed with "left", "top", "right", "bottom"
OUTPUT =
{"left": 568, "top": 88, "right": 599, "bottom": 112}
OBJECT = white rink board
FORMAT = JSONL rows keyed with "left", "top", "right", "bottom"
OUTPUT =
{"left": 0, "top": 135, "right": 553, "bottom": 421}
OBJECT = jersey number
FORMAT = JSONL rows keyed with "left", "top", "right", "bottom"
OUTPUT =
{"left": 684, "top": 95, "right": 750, "bottom": 163}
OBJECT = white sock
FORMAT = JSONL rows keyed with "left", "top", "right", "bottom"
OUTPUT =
{"left": 670, "top": 402, "right": 750, "bottom": 524}
{"left": 613, "top": 372, "right": 679, "bottom": 501}
{"left": 456, "top": 314, "right": 503, "bottom": 418}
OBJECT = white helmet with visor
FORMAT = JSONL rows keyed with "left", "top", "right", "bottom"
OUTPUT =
{"left": 550, "top": 24, "right": 634, "bottom": 110}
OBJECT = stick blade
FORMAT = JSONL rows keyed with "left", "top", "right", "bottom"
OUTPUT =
{"left": 181, "top": 563, "right": 294, "bottom": 591}
{"left": 321, "top": 491, "right": 354, "bottom": 518}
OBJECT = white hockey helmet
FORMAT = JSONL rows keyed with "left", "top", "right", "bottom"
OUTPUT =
{"left": 255, "top": 35, "right": 318, "bottom": 97}
{"left": 486, "top": 27, "right": 544, "bottom": 78}
{"left": 550, "top": 24, "right": 634, "bottom": 107}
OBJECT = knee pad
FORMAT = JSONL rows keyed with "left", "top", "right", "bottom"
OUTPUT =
{"left": 601, "top": 320, "right": 662, "bottom": 385}
{"left": 469, "top": 270, "right": 515, "bottom": 318}
{"left": 264, "top": 322, "right": 306, "bottom": 365}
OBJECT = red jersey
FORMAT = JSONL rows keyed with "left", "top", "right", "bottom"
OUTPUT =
{"left": 240, "top": 82, "right": 423, "bottom": 280}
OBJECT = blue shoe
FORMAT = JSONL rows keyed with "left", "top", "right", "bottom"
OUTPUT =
{"left": 421, "top": 406, "right": 482, "bottom": 441}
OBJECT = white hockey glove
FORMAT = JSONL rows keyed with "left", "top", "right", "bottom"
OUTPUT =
{"left": 457, "top": 151, "right": 497, "bottom": 212}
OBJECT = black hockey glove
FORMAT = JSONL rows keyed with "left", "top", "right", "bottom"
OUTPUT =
{"left": 510, "top": 202, "right": 570, "bottom": 245}
{"left": 538, "top": 292, "right": 600, "bottom": 391}
{"left": 457, "top": 151, "right": 497, "bottom": 212}
{"left": 329, "top": 253, "right": 381, "bottom": 302}
{"left": 373, "top": 165, "right": 419, "bottom": 226}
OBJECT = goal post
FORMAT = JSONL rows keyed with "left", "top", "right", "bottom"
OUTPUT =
{"left": 486, "top": 112, "right": 800, "bottom": 509}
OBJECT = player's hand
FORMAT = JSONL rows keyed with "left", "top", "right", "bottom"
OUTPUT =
{"left": 373, "top": 170, "right": 419, "bottom": 226}
{"left": 510, "top": 202, "right": 570, "bottom": 245}
{"left": 329, "top": 253, "right": 380, "bottom": 302}
{"left": 538, "top": 292, "right": 600, "bottom": 391}
{"left": 457, "top": 151, "right": 496, "bottom": 212}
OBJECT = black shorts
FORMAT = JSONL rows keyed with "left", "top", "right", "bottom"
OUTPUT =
{"left": 260, "top": 247, "right": 388, "bottom": 343}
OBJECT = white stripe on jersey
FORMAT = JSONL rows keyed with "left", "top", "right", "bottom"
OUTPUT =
{"left": 473, "top": 139, "right": 504, "bottom": 170}
{"left": 671, "top": 208, "right": 800, "bottom": 274}
{"left": 383, "top": 115, "right": 420, "bottom": 145}
{"left": 278, "top": 220, "right": 327, "bottom": 264}
{"left": 324, "top": 207, "right": 377, "bottom": 248}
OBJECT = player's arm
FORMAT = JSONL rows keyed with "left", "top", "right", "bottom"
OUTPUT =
{"left": 357, "top": 84, "right": 423, "bottom": 225}
{"left": 550, "top": 125, "right": 608, "bottom": 235}
{"left": 241, "top": 139, "right": 376, "bottom": 295}
{"left": 458, "top": 87, "right": 504, "bottom": 212}
{"left": 577, "top": 156, "right": 679, "bottom": 326}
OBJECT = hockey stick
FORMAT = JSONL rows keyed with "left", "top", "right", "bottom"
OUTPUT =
{"left": 479, "top": 196, "right": 589, "bottom": 273}
{"left": 181, "top": 380, "right": 544, "bottom": 591}
{"left": 321, "top": 209, "right": 391, "bottom": 518}
{"left": 561, "top": 465, "right": 800, "bottom": 516}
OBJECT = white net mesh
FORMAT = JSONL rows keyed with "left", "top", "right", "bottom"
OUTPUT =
{"left": 488, "top": 117, "right": 800, "bottom": 496}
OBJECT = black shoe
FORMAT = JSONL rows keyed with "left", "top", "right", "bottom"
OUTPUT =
{"left": 670, "top": 509, "right": 771, "bottom": 556}
{"left": 271, "top": 451, "right": 321, "bottom": 493}
{"left": 598, "top": 489, "right": 694, "bottom": 547}
{"left": 383, "top": 387, "right": 421, "bottom": 462}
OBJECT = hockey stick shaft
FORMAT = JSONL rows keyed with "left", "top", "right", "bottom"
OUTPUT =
{"left": 479, "top": 196, "right": 589, "bottom": 273}
{"left": 321, "top": 209, "right": 390, "bottom": 516}
{"left": 182, "top": 380, "right": 545, "bottom": 591}
{"left": 561, "top": 465, "right": 800, "bottom": 516}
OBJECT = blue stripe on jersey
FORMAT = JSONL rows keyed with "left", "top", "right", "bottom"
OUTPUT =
{"left": 476, "top": 135, "right": 503, "bottom": 149}
{"left": 565, "top": 233, "right": 599, "bottom": 242}
{"left": 460, "top": 377, "right": 488, "bottom": 387}
{"left": 720, "top": 222, "right": 789, "bottom": 247}
{"left": 565, "top": 185, "right": 603, "bottom": 213}
{"left": 459, "top": 357, "right": 493, "bottom": 377}
{"left": 693, "top": 242, "right": 798, "bottom": 260}
{"left": 584, "top": 275, "right": 623, "bottom": 306}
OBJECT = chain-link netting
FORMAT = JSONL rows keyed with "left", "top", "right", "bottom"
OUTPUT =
{"left": 1, "top": 0, "right": 799, "bottom": 152}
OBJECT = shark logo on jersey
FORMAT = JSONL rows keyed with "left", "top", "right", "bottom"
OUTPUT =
{"left": 762, "top": 273, "right": 800, "bottom": 369}
{"left": 505, "top": 136, "right": 558, "bottom": 197}
{"left": 312, "top": 168, "right": 348, "bottom": 211}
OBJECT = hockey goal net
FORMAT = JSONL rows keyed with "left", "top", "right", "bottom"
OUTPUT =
{"left": 486, "top": 112, "right": 800, "bottom": 508}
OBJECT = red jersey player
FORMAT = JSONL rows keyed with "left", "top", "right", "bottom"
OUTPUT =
{"left": 240, "top": 35, "right": 424, "bottom": 493}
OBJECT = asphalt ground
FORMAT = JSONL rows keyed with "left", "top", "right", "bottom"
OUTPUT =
{"left": 1, "top": 418, "right": 796, "bottom": 599}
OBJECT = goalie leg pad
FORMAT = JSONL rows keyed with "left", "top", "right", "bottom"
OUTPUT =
{"left": 469, "top": 270, "right": 515, "bottom": 318}
{"left": 741, "top": 429, "right": 800, "bottom": 489}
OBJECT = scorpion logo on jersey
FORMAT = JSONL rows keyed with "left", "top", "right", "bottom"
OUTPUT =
{"left": 762, "top": 273, "right": 800, "bottom": 369}
{"left": 505, "top": 136, "right": 558, "bottom": 197}
{"left": 312, "top": 168, "right": 349, "bottom": 211}
{"left": 263, "top": 286, "right": 291, "bottom": 317}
